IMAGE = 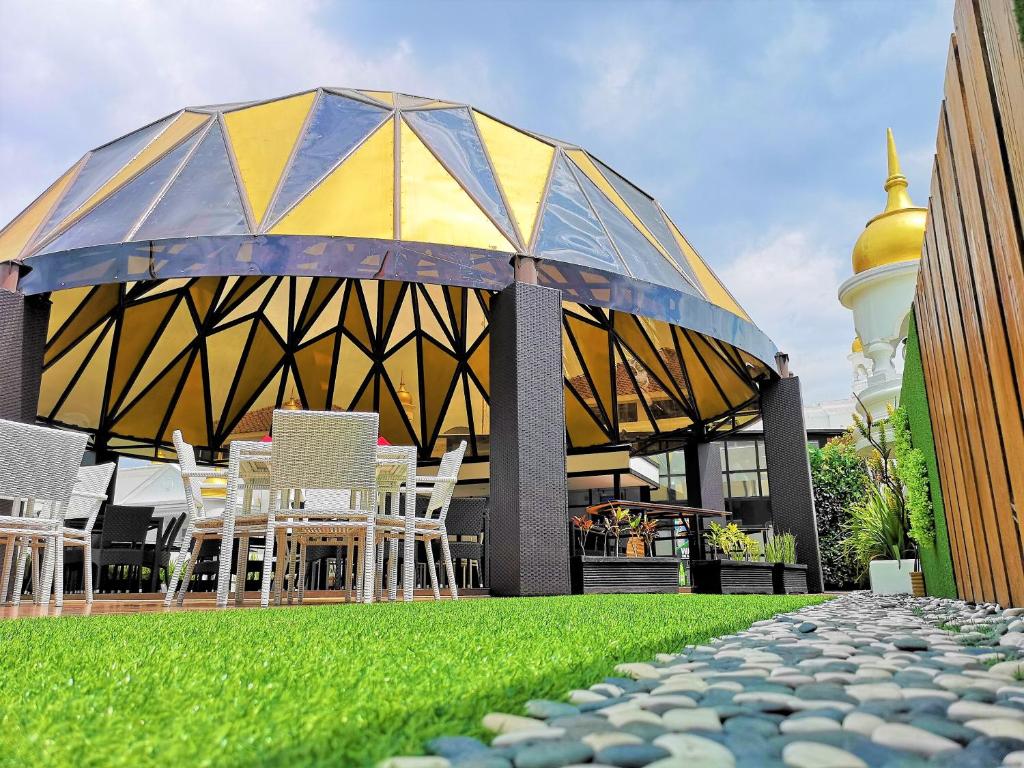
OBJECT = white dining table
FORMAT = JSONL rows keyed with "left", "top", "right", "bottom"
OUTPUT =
{"left": 213, "top": 440, "right": 418, "bottom": 607}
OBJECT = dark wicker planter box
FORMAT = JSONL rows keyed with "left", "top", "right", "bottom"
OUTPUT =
{"left": 691, "top": 559, "right": 775, "bottom": 595}
{"left": 570, "top": 556, "right": 680, "bottom": 595}
{"left": 773, "top": 563, "right": 808, "bottom": 594}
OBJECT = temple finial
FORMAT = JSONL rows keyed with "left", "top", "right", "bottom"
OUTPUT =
{"left": 884, "top": 128, "right": 914, "bottom": 212}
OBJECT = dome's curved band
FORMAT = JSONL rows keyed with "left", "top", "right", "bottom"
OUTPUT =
{"left": 18, "top": 234, "right": 778, "bottom": 368}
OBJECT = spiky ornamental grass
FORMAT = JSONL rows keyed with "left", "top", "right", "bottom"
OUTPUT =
{"left": 0, "top": 593, "right": 826, "bottom": 767}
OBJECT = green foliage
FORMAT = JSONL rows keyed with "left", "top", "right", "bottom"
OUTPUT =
{"left": 846, "top": 485, "right": 907, "bottom": 573}
{"left": 0, "top": 594, "right": 826, "bottom": 767}
{"left": 1016, "top": 0, "right": 1024, "bottom": 46}
{"left": 765, "top": 532, "right": 797, "bottom": 564}
{"left": 705, "top": 522, "right": 761, "bottom": 561}
{"left": 891, "top": 405, "right": 935, "bottom": 545}
{"left": 809, "top": 434, "right": 870, "bottom": 589}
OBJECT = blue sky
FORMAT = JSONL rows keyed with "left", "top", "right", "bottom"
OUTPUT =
{"left": 0, "top": 0, "right": 954, "bottom": 403}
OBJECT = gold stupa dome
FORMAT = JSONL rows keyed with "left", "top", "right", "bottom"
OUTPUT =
{"left": 851, "top": 129, "right": 927, "bottom": 274}
{"left": 852, "top": 337, "right": 863, "bottom": 354}
{"left": 397, "top": 376, "right": 414, "bottom": 407}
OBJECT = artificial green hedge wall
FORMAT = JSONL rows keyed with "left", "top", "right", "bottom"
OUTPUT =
{"left": 901, "top": 309, "right": 958, "bottom": 598}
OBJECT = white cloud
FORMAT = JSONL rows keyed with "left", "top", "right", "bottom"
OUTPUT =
{"left": 720, "top": 230, "right": 854, "bottom": 404}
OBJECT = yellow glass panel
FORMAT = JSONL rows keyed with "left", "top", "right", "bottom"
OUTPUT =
{"left": 270, "top": 119, "right": 394, "bottom": 239}
{"left": 45, "top": 286, "right": 92, "bottom": 341}
{"left": 39, "top": 323, "right": 103, "bottom": 419}
{"left": 688, "top": 331, "right": 755, "bottom": 410}
{"left": 379, "top": 380, "right": 417, "bottom": 447}
{"left": 67, "top": 112, "right": 210, "bottom": 231}
{"left": 361, "top": 279, "right": 380, "bottom": 335}
{"left": 224, "top": 92, "right": 315, "bottom": 226}
{"left": 466, "top": 290, "right": 487, "bottom": 349}
{"left": 566, "top": 315, "right": 613, "bottom": 422}
{"left": 0, "top": 159, "right": 83, "bottom": 262}
{"left": 302, "top": 281, "right": 345, "bottom": 343}
{"left": 385, "top": 285, "right": 416, "bottom": 353}
{"left": 344, "top": 282, "right": 373, "bottom": 353}
{"left": 474, "top": 111, "right": 554, "bottom": 245}
{"left": 672, "top": 327, "right": 727, "bottom": 419}
{"left": 116, "top": 300, "right": 196, "bottom": 414}
{"left": 666, "top": 217, "right": 750, "bottom": 320}
{"left": 467, "top": 377, "right": 489, "bottom": 454}
{"left": 567, "top": 149, "right": 672, "bottom": 262}
{"left": 226, "top": 369, "right": 283, "bottom": 441}
{"left": 613, "top": 346, "right": 655, "bottom": 437}
{"left": 110, "top": 295, "right": 177, "bottom": 407}
{"left": 216, "top": 275, "right": 260, "bottom": 313}
{"left": 189, "top": 277, "right": 222, "bottom": 325}
{"left": 566, "top": 384, "right": 608, "bottom": 449}
{"left": 435, "top": 376, "right": 469, "bottom": 459}
{"left": 207, "top": 321, "right": 252, "bottom": 427}
{"left": 360, "top": 90, "right": 395, "bottom": 106}
{"left": 295, "top": 333, "right": 336, "bottom": 411}
{"left": 138, "top": 277, "right": 192, "bottom": 300}
{"left": 262, "top": 278, "right": 290, "bottom": 340}
{"left": 399, "top": 120, "right": 515, "bottom": 251}
{"left": 613, "top": 314, "right": 685, "bottom": 405}
{"left": 162, "top": 353, "right": 209, "bottom": 446}
{"left": 421, "top": 337, "right": 459, "bottom": 445}
{"left": 216, "top": 278, "right": 273, "bottom": 328}
{"left": 468, "top": 334, "right": 489, "bottom": 393}
{"left": 383, "top": 335, "right": 420, "bottom": 440}
{"left": 113, "top": 352, "right": 188, "bottom": 440}
{"left": 418, "top": 284, "right": 454, "bottom": 351}
{"left": 45, "top": 284, "right": 121, "bottom": 365}
{"left": 225, "top": 321, "right": 283, "bottom": 427}
{"left": 331, "top": 335, "right": 373, "bottom": 410}
{"left": 52, "top": 324, "right": 113, "bottom": 430}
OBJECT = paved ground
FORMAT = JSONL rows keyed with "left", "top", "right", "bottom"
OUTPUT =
{"left": 382, "top": 592, "right": 1024, "bottom": 768}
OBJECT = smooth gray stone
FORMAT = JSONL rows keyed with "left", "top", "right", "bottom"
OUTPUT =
{"left": 856, "top": 700, "right": 913, "bottom": 718}
{"left": 959, "top": 690, "right": 997, "bottom": 703}
{"left": 428, "top": 736, "right": 490, "bottom": 759}
{"left": 894, "top": 637, "right": 930, "bottom": 652}
{"left": 907, "top": 716, "right": 981, "bottom": 745}
{"left": 618, "top": 721, "right": 668, "bottom": 742}
{"left": 907, "top": 700, "right": 954, "bottom": 718}
{"left": 794, "top": 683, "right": 857, "bottom": 704}
{"left": 453, "top": 758, "right": 514, "bottom": 768}
{"left": 511, "top": 741, "right": 593, "bottom": 768}
{"left": 548, "top": 714, "right": 609, "bottom": 730}
{"left": 524, "top": 701, "right": 579, "bottom": 720}
{"left": 723, "top": 715, "right": 779, "bottom": 738}
{"left": 797, "top": 622, "right": 818, "bottom": 633}
{"left": 770, "top": 729, "right": 907, "bottom": 765}
{"left": 723, "top": 732, "right": 775, "bottom": 759}
{"left": 928, "top": 736, "right": 1024, "bottom": 767}
{"left": 787, "top": 707, "right": 846, "bottom": 722}
{"left": 593, "top": 743, "right": 670, "bottom": 767}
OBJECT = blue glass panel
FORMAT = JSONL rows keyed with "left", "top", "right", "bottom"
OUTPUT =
{"left": 266, "top": 93, "right": 389, "bottom": 224}
{"left": 38, "top": 130, "right": 201, "bottom": 255}
{"left": 534, "top": 155, "right": 625, "bottom": 274}
{"left": 39, "top": 115, "right": 175, "bottom": 239}
{"left": 593, "top": 157, "right": 700, "bottom": 288}
{"left": 404, "top": 108, "right": 514, "bottom": 239}
{"left": 573, "top": 165, "right": 697, "bottom": 295}
{"left": 135, "top": 122, "right": 248, "bottom": 239}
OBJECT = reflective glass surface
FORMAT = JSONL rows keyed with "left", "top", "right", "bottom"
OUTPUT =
{"left": 39, "top": 115, "right": 175, "bottom": 238}
{"left": 266, "top": 93, "right": 390, "bottom": 225}
{"left": 39, "top": 131, "right": 201, "bottom": 254}
{"left": 593, "top": 157, "right": 701, "bottom": 288}
{"left": 135, "top": 122, "right": 248, "bottom": 240}
{"left": 726, "top": 440, "right": 758, "bottom": 471}
{"left": 574, "top": 167, "right": 697, "bottom": 295}
{"left": 728, "top": 471, "right": 760, "bottom": 498}
{"left": 534, "top": 155, "right": 625, "bottom": 274}
{"left": 403, "top": 108, "right": 514, "bottom": 239}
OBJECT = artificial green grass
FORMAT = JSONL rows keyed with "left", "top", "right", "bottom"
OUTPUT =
{"left": 0, "top": 593, "right": 827, "bottom": 767}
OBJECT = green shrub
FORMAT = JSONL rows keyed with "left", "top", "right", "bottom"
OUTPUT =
{"left": 845, "top": 485, "right": 907, "bottom": 574}
{"left": 765, "top": 532, "right": 797, "bottom": 564}
{"left": 891, "top": 405, "right": 935, "bottom": 545}
{"left": 809, "top": 433, "right": 870, "bottom": 589}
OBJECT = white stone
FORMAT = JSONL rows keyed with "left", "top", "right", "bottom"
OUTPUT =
{"left": 964, "top": 718, "right": 1024, "bottom": 740}
{"left": 780, "top": 716, "right": 842, "bottom": 734}
{"left": 871, "top": 723, "right": 961, "bottom": 757}
{"left": 481, "top": 713, "right": 545, "bottom": 734}
{"left": 791, "top": 699, "right": 854, "bottom": 713}
{"left": 842, "top": 711, "right": 885, "bottom": 737}
{"left": 781, "top": 741, "right": 868, "bottom": 768}
{"left": 999, "top": 632, "right": 1024, "bottom": 648}
{"left": 899, "top": 687, "right": 957, "bottom": 700}
{"left": 732, "top": 692, "right": 801, "bottom": 711}
{"left": 652, "top": 678, "right": 708, "bottom": 694}
{"left": 947, "top": 700, "right": 1024, "bottom": 722}
{"left": 1003, "top": 749, "right": 1024, "bottom": 765}
{"left": 845, "top": 683, "right": 903, "bottom": 702}
{"left": 652, "top": 734, "right": 736, "bottom": 766}
{"left": 662, "top": 708, "right": 721, "bottom": 732}
{"left": 606, "top": 709, "right": 663, "bottom": 727}
{"left": 706, "top": 682, "right": 743, "bottom": 693}
{"left": 582, "top": 732, "right": 644, "bottom": 751}
{"left": 615, "top": 662, "right": 662, "bottom": 680}
{"left": 813, "top": 672, "right": 858, "bottom": 684}
{"left": 989, "top": 661, "right": 1024, "bottom": 680}
{"left": 569, "top": 689, "right": 606, "bottom": 704}
{"left": 635, "top": 694, "right": 697, "bottom": 710}
{"left": 378, "top": 758, "right": 450, "bottom": 768}
{"left": 590, "top": 683, "right": 624, "bottom": 697}
{"left": 491, "top": 727, "right": 566, "bottom": 747}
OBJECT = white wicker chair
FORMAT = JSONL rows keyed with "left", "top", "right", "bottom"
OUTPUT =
{"left": 0, "top": 419, "right": 87, "bottom": 607}
{"left": 378, "top": 441, "right": 466, "bottom": 600}
{"left": 262, "top": 410, "right": 379, "bottom": 607}
{"left": 57, "top": 463, "right": 115, "bottom": 603}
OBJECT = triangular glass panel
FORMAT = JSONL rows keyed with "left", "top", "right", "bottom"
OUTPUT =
{"left": 573, "top": 166, "right": 696, "bottom": 294}
{"left": 39, "top": 115, "right": 176, "bottom": 239}
{"left": 265, "top": 92, "right": 390, "bottom": 225}
{"left": 394, "top": 93, "right": 432, "bottom": 108}
{"left": 38, "top": 130, "right": 202, "bottom": 255}
{"left": 134, "top": 122, "right": 248, "bottom": 240}
{"left": 534, "top": 154, "right": 625, "bottom": 274}
{"left": 403, "top": 108, "right": 515, "bottom": 240}
{"left": 592, "top": 157, "right": 700, "bottom": 288}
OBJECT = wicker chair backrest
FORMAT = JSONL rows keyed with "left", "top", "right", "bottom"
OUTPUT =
{"left": 270, "top": 411, "right": 378, "bottom": 498}
{"left": 98, "top": 505, "right": 153, "bottom": 548}
{"left": 426, "top": 441, "right": 466, "bottom": 521}
{"left": 172, "top": 430, "right": 206, "bottom": 518}
{"left": 66, "top": 463, "right": 115, "bottom": 533}
{"left": 0, "top": 419, "right": 86, "bottom": 505}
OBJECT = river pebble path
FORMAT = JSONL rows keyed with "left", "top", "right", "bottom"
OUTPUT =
{"left": 380, "top": 593, "right": 1024, "bottom": 768}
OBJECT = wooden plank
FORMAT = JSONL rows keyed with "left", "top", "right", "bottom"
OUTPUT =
{"left": 946, "top": 15, "right": 1024, "bottom": 605}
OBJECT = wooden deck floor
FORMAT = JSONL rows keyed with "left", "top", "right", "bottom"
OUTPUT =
{"left": 0, "top": 588, "right": 489, "bottom": 619}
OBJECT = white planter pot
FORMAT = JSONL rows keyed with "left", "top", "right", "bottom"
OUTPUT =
{"left": 869, "top": 559, "right": 917, "bottom": 594}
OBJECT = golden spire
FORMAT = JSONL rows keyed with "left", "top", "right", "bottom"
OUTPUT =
{"left": 850, "top": 128, "right": 927, "bottom": 275}
{"left": 883, "top": 128, "right": 914, "bottom": 213}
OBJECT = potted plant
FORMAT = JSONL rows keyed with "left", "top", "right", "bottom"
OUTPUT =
{"left": 570, "top": 509, "right": 680, "bottom": 594}
{"left": 765, "top": 532, "right": 807, "bottom": 594}
{"left": 625, "top": 513, "right": 645, "bottom": 558}
{"left": 571, "top": 515, "right": 594, "bottom": 556}
{"left": 692, "top": 522, "right": 775, "bottom": 594}
{"left": 605, "top": 505, "right": 631, "bottom": 557}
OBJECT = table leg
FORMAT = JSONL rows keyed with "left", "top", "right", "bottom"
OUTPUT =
{"left": 402, "top": 452, "right": 416, "bottom": 602}
{"left": 215, "top": 447, "right": 240, "bottom": 608}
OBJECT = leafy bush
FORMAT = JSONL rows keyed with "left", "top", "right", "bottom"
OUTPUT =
{"left": 845, "top": 485, "right": 907, "bottom": 574}
{"left": 705, "top": 521, "right": 761, "bottom": 561}
{"left": 765, "top": 532, "right": 797, "bottom": 564}
{"left": 809, "top": 433, "right": 870, "bottom": 590}
{"left": 891, "top": 405, "right": 935, "bottom": 545}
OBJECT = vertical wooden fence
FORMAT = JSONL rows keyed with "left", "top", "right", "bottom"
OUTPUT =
{"left": 915, "top": 0, "right": 1024, "bottom": 606}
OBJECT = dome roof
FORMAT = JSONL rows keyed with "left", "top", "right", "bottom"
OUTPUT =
{"left": 851, "top": 129, "right": 927, "bottom": 275}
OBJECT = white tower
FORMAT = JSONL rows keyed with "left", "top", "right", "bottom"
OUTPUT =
{"left": 838, "top": 129, "right": 927, "bottom": 424}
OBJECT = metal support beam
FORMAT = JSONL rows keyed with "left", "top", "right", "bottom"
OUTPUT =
{"left": 760, "top": 373, "right": 824, "bottom": 593}
{"left": 488, "top": 280, "right": 570, "bottom": 596}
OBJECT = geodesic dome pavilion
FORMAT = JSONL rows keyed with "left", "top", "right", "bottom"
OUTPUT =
{"left": 0, "top": 87, "right": 778, "bottom": 463}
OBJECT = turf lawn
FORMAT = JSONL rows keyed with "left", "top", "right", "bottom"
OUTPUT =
{"left": 0, "top": 593, "right": 827, "bottom": 767}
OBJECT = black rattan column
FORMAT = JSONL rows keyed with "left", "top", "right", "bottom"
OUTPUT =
{"left": 684, "top": 441, "right": 725, "bottom": 512}
{"left": 760, "top": 374, "right": 824, "bottom": 593}
{"left": 0, "top": 287, "right": 49, "bottom": 424}
{"left": 488, "top": 280, "right": 570, "bottom": 596}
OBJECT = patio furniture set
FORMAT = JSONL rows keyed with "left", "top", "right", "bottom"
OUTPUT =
{"left": 0, "top": 410, "right": 468, "bottom": 609}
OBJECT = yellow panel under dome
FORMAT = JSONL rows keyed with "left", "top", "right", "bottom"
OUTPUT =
{"left": 665, "top": 217, "right": 750, "bottom": 321}
{"left": 0, "top": 160, "right": 83, "bottom": 262}
{"left": 399, "top": 120, "right": 515, "bottom": 252}
{"left": 270, "top": 118, "right": 394, "bottom": 239}
{"left": 224, "top": 92, "right": 316, "bottom": 226}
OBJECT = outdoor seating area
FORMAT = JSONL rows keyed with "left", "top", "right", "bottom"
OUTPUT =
{"left": 0, "top": 411, "right": 472, "bottom": 612}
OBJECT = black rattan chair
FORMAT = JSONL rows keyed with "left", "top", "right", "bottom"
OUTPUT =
{"left": 443, "top": 498, "right": 487, "bottom": 589}
{"left": 92, "top": 505, "right": 154, "bottom": 594}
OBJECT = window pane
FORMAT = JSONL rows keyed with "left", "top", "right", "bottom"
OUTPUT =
{"left": 617, "top": 401, "right": 638, "bottom": 423}
{"left": 759, "top": 471, "right": 770, "bottom": 497}
{"left": 729, "top": 471, "right": 760, "bottom": 498}
{"left": 668, "top": 449, "right": 686, "bottom": 474}
{"left": 756, "top": 440, "right": 766, "bottom": 468}
{"left": 727, "top": 440, "right": 758, "bottom": 471}
{"left": 650, "top": 453, "right": 669, "bottom": 474}
{"left": 719, "top": 443, "right": 728, "bottom": 470}
{"left": 721, "top": 476, "right": 730, "bottom": 500}
{"left": 651, "top": 485, "right": 668, "bottom": 502}
{"left": 667, "top": 476, "right": 686, "bottom": 501}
